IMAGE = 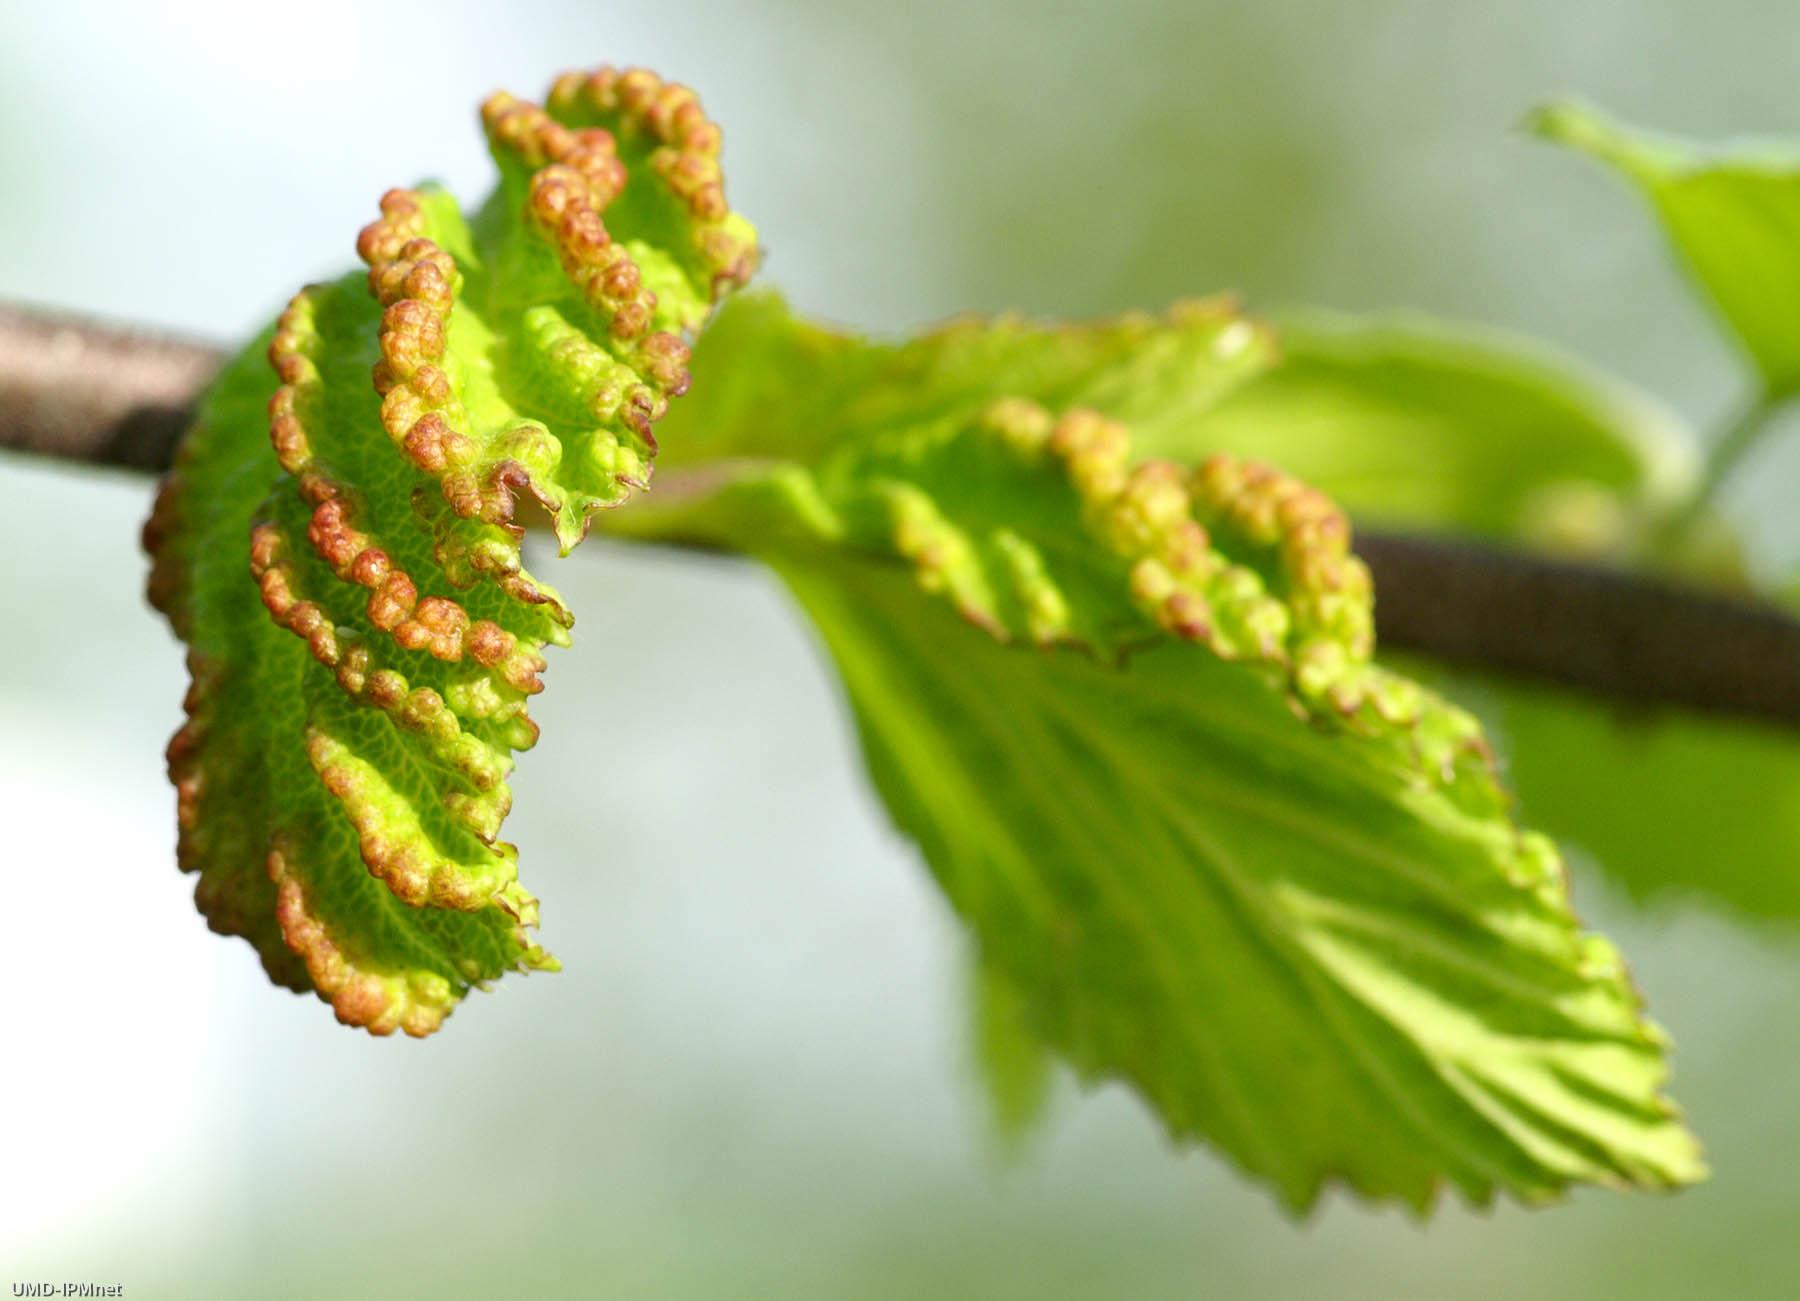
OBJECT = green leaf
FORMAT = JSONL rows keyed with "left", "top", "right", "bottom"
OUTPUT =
{"left": 1095, "top": 298, "right": 1800, "bottom": 934}
{"left": 142, "top": 66, "right": 757, "bottom": 1035}
{"left": 1040, "top": 294, "right": 1796, "bottom": 936}
{"left": 1530, "top": 99, "right": 1800, "bottom": 398}
{"left": 1104, "top": 294, "right": 1798, "bottom": 936}
{"left": 622, "top": 298, "right": 1702, "bottom": 1209}
{"left": 849, "top": 291, "right": 1800, "bottom": 937}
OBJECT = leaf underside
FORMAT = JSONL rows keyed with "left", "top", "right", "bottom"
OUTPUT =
{"left": 633, "top": 293, "right": 1705, "bottom": 1210}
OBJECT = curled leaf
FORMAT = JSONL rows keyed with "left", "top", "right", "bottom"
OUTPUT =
{"left": 143, "top": 66, "right": 756, "bottom": 1034}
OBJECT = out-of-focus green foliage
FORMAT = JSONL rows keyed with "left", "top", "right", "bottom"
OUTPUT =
{"left": 1531, "top": 100, "right": 1800, "bottom": 399}
{"left": 970, "top": 962, "right": 1055, "bottom": 1150}
{"left": 1150, "top": 309, "right": 1698, "bottom": 548}
{"left": 1496, "top": 684, "right": 1800, "bottom": 921}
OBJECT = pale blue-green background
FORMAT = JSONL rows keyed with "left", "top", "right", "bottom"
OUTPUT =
{"left": 3, "top": 1, "right": 1799, "bottom": 1296}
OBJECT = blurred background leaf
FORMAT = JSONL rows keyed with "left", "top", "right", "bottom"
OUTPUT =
{"left": 1149, "top": 309, "right": 1698, "bottom": 545}
{"left": 1531, "top": 99, "right": 1800, "bottom": 399}
{"left": 1494, "top": 682, "right": 1800, "bottom": 921}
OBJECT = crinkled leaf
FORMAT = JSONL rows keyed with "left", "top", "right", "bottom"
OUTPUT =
{"left": 625, "top": 296, "right": 1702, "bottom": 1209}
{"left": 143, "top": 67, "right": 756, "bottom": 1034}
{"left": 1531, "top": 99, "right": 1800, "bottom": 397}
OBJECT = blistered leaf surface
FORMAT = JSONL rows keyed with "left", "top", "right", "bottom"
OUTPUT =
{"left": 144, "top": 67, "right": 756, "bottom": 1034}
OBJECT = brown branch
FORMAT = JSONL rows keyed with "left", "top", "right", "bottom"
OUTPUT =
{"left": 1355, "top": 533, "right": 1800, "bottom": 727}
{"left": 0, "top": 302, "right": 222, "bottom": 474}
{"left": 4, "top": 301, "right": 1798, "bottom": 730}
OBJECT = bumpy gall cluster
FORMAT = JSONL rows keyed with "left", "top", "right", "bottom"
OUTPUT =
{"left": 762, "top": 301, "right": 1493, "bottom": 795}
